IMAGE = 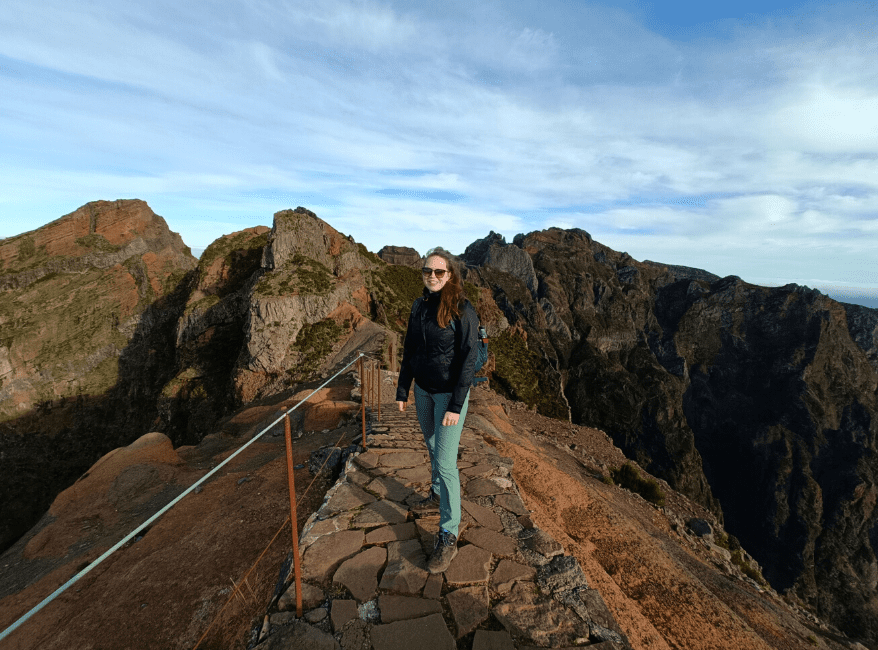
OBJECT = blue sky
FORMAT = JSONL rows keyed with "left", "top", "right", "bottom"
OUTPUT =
{"left": 2, "top": 0, "right": 877, "bottom": 307}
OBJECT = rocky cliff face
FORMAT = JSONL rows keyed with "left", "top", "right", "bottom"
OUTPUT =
{"left": 0, "top": 204, "right": 412, "bottom": 556}
{"left": 463, "top": 228, "right": 878, "bottom": 646}
{"left": 0, "top": 200, "right": 197, "bottom": 554}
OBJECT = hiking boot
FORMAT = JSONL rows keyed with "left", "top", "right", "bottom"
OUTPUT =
{"left": 427, "top": 529, "right": 458, "bottom": 574}
{"left": 410, "top": 489, "right": 440, "bottom": 513}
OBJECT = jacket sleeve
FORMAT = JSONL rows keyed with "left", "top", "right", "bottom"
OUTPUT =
{"left": 448, "top": 302, "right": 479, "bottom": 414}
{"left": 395, "top": 299, "right": 419, "bottom": 402}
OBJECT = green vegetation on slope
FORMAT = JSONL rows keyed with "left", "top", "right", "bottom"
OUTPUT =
{"left": 255, "top": 254, "right": 333, "bottom": 297}
{"left": 364, "top": 264, "right": 423, "bottom": 334}
{"left": 286, "top": 318, "right": 346, "bottom": 381}
{"left": 489, "top": 329, "right": 569, "bottom": 420}
{"left": 609, "top": 462, "right": 666, "bottom": 507}
{"left": 198, "top": 230, "right": 268, "bottom": 297}
{"left": 75, "top": 234, "right": 121, "bottom": 253}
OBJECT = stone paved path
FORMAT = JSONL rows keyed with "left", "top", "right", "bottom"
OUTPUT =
{"left": 252, "top": 373, "right": 632, "bottom": 649}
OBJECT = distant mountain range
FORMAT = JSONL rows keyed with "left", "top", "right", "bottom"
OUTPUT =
{"left": 1, "top": 200, "right": 877, "bottom": 647}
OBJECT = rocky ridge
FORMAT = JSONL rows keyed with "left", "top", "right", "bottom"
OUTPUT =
{"left": 460, "top": 229, "right": 878, "bottom": 646}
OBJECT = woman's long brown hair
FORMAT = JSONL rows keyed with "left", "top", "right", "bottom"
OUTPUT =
{"left": 425, "top": 247, "right": 464, "bottom": 329}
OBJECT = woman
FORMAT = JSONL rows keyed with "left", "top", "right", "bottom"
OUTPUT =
{"left": 395, "top": 246, "right": 480, "bottom": 574}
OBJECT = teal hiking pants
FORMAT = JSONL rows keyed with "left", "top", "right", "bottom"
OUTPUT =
{"left": 413, "top": 383, "right": 470, "bottom": 537}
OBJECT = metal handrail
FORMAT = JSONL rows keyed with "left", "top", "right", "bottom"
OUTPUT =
{"left": 0, "top": 351, "right": 371, "bottom": 643}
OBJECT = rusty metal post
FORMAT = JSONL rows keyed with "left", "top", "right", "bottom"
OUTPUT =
{"left": 359, "top": 356, "right": 366, "bottom": 448}
{"left": 371, "top": 360, "right": 376, "bottom": 413}
{"left": 376, "top": 360, "right": 381, "bottom": 423}
{"left": 283, "top": 414, "right": 303, "bottom": 618}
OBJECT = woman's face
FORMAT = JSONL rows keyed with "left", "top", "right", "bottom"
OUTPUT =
{"left": 423, "top": 255, "right": 450, "bottom": 293}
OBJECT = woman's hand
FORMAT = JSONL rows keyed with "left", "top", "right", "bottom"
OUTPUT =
{"left": 397, "top": 400, "right": 407, "bottom": 412}
{"left": 441, "top": 411, "right": 459, "bottom": 427}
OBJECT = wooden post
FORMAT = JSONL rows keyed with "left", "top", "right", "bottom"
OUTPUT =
{"left": 283, "top": 414, "right": 303, "bottom": 618}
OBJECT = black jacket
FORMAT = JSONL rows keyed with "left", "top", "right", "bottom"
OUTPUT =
{"left": 395, "top": 289, "right": 480, "bottom": 414}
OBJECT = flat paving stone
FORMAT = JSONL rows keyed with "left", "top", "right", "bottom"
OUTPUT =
{"left": 446, "top": 585, "right": 489, "bottom": 638}
{"left": 414, "top": 516, "right": 440, "bottom": 550}
{"left": 444, "top": 544, "right": 492, "bottom": 586}
{"left": 303, "top": 530, "right": 366, "bottom": 583}
{"left": 422, "top": 572, "right": 443, "bottom": 599}
{"left": 331, "top": 599, "right": 359, "bottom": 632}
{"left": 333, "top": 545, "right": 387, "bottom": 602}
{"left": 301, "top": 512, "right": 357, "bottom": 548}
{"left": 494, "top": 493, "right": 529, "bottom": 516}
{"left": 378, "top": 594, "right": 443, "bottom": 623}
{"left": 355, "top": 452, "right": 381, "bottom": 469}
{"left": 365, "top": 522, "right": 417, "bottom": 544}
{"left": 379, "top": 451, "right": 427, "bottom": 468}
{"left": 472, "top": 629, "right": 515, "bottom": 650}
{"left": 463, "top": 527, "right": 518, "bottom": 558}
{"left": 490, "top": 559, "right": 537, "bottom": 595}
{"left": 395, "top": 466, "right": 433, "bottom": 485}
{"left": 345, "top": 466, "right": 374, "bottom": 487}
{"left": 370, "top": 613, "right": 455, "bottom": 650}
{"left": 461, "top": 464, "right": 496, "bottom": 478}
{"left": 352, "top": 500, "right": 409, "bottom": 528}
{"left": 325, "top": 483, "right": 377, "bottom": 515}
{"left": 461, "top": 499, "right": 503, "bottom": 531}
{"left": 366, "top": 476, "right": 415, "bottom": 502}
{"left": 378, "top": 539, "right": 429, "bottom": 594}
{"left": 466, "top": 478, "right": 506, "bottom": 497}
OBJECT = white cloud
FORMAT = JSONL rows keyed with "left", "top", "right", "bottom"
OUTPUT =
{"left": 1, "top": 0, "right": 877, "bottom": 292}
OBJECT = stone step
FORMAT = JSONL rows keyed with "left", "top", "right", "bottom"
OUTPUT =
{"left": 251, "top": 398, "right": 633, "bottom": 649}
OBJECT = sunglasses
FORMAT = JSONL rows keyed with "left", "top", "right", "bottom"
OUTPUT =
{"left": 422, "top": 267, "right": 447, "bottom": 278}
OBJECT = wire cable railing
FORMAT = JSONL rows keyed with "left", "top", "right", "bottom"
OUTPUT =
{"left": 0, "top": 350, "right": 383, "bottom": 644}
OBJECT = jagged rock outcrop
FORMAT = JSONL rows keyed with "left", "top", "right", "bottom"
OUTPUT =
{"left": 233, "top": 208, "right": 381, "bottom": 402}
{"left": 159, "top": 227, "right": 270, "bottom": 441}
{"left": 464, "top": 232, "right": 538, "bottom": 296}
{"left": 463, "top": 226, "right": 878, "bottom": 646}
{"left": 377, "top": 245, "right": 421, "bottom": 267}
{"left": 0, "top": 200, "right": 197, "bottom": 554}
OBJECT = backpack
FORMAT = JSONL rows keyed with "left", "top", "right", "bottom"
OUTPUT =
{"left": 449, "top": 318, "right": 489, "bottom": 383}
{"left": 410, "top": 298, "right": 489, "bottom": 384}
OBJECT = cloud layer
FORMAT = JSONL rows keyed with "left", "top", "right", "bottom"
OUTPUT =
{"left": 1, "top": 0, "right": 876, "bottom": 303}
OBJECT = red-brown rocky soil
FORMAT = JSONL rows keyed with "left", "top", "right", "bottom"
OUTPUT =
{"left": 0, "top": 378, "right": 362, "bottom": 650}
